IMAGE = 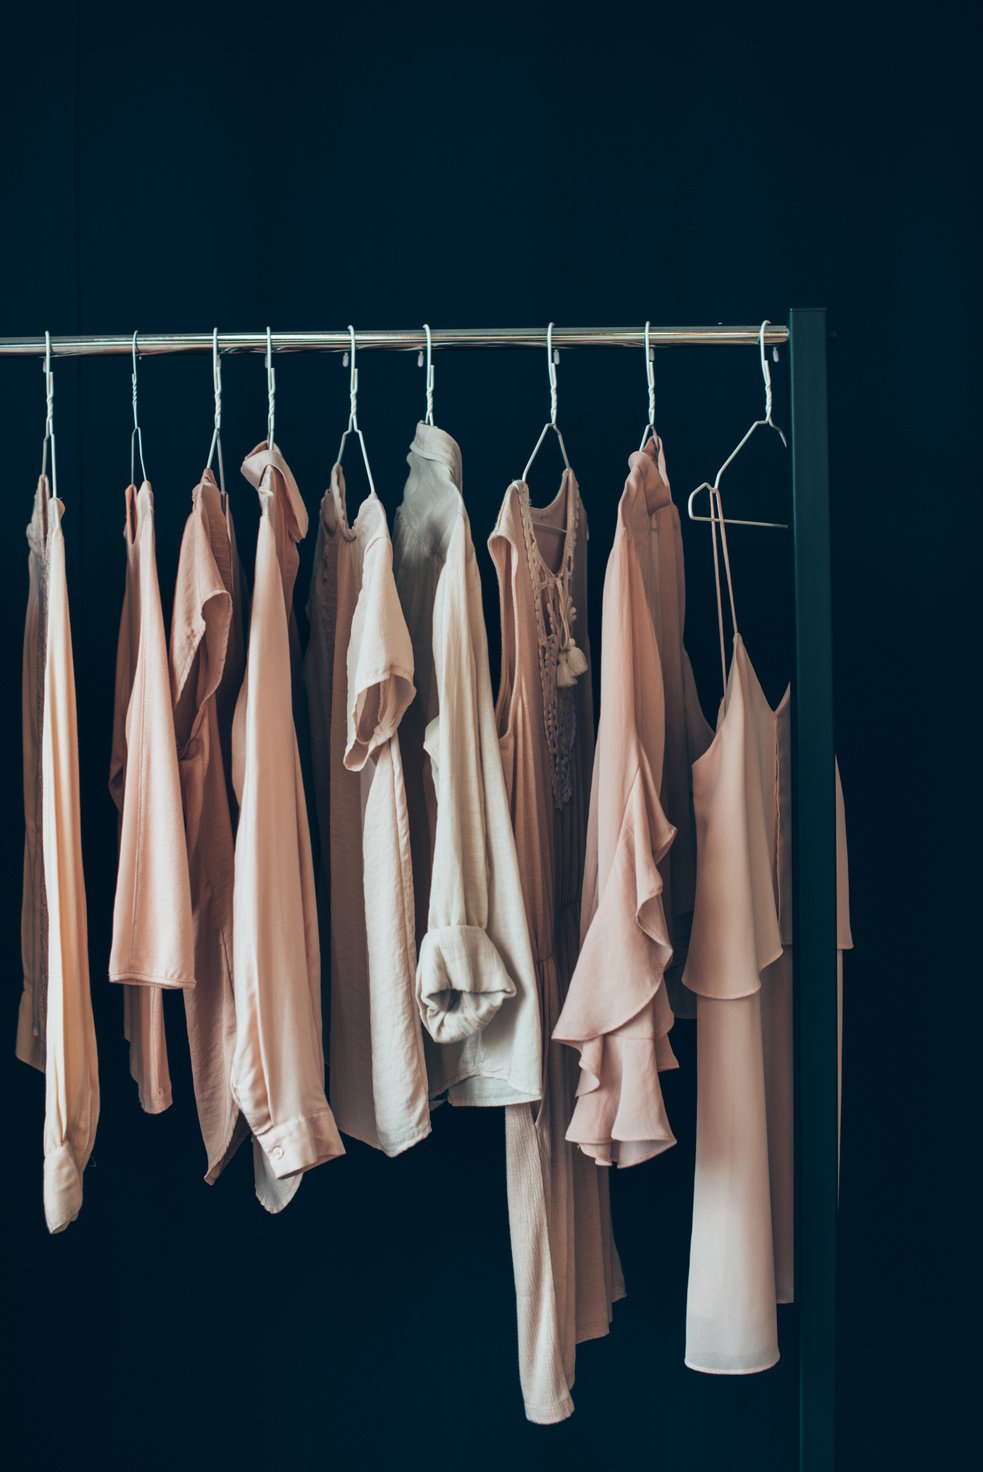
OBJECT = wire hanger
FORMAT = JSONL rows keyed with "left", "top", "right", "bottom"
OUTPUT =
{"left": 40, "top": 330, "right": 57, "bottom": 500}
{"left": 206, "top": 328, "right": 226, "bottom": 494}
{"left": 265, "top": 326, "right": 276, "bottom": 449}
{"left": 522, "top": 321, "right": 571, "bottom": 485}
{"left": 687, "top": 320, "right": 788, "bottom": 529}
{"left": 131, "top": 330, "right": 148, "bottom": 484}
{"left": 336, "top": 325, "right": 377, "bottom": 498}
{"left": 521, "top": 323, "right": 573, "bottom": 536}
{"left": 418, "top": 322, "right": 435, "bottom": 425}
{"left": 639, "top": 320, "right": 659, "bottom": 451}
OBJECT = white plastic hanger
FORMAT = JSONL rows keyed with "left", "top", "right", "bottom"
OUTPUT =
{"left": 131, "top": 330, "right": 148, "bottom": 484}
{"left": 40, "top": 330, "right": 57, "bottom": 500}
{"left": 521, "top": 322, "right": 572, "bottom": 535}
{"left": 206, "top": 327, "right": 226, "bottom": 494}
{"left": 639, "top": 320, "right": 659, "bottom": 450}
{"left": 418, "top": 322, "right": 435, "bottom": 425}
{"left": 687, "top": 320, "right": 788, "bottom": 529}
{"left": 265, "top": 325, "right": 276, "bottom": 449}
{"left": 336, "top": 325, "right": 377, "bottom": 498}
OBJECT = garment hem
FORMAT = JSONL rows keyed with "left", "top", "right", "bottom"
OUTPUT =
{"left": 684, "top": 1352, "right": 781, "bottom": 1376}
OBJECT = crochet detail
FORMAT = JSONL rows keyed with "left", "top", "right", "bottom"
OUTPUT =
{"left": 516, "top": 482, "right": 585, "bottom": 809}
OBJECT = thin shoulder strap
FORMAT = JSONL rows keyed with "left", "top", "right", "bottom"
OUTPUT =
{"left": 709, "top": 487, "right": 740, "bottom": 691}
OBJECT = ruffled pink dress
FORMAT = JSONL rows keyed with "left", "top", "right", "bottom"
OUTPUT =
{"left": 683, "top": 491, "right": 853, "bottom": 1374}
{"left": 490, "top": 469, "right": 624, "bottom": 1424}
{"left": 555, "top": 437, "right": 713, "bottom": 1164}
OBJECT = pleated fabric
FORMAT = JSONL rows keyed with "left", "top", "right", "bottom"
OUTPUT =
{"left": 170, "top": 469, "right": 249, "bottom": 1182}
{"left": 490, "top": 469, "right": 624, "bottom": 1424}
{"left": 304, "top": 469, "right": 429, "bottom": 1156}
{"left": 109, "top": 482, "right": 196, "bottom": 1115}
{"left": 16, "top": 477, "right": 100, "bottom": 1232}
{"left": 232, "top": 442, "right": 344, "bottom": 1213}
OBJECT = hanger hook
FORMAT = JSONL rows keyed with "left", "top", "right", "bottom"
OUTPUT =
{"left": 130, "top": 330, "right": 148, "bottom": 484}
{"left": 419, "top": 323, "right": 435, "bottom": 425}
{"left": 41, "top": 330, "right": 57, "bottom": 499}
{"left": 639, "top": 320, "right": 657, "bottom": 449}
{"left": 759, "top": 320, "right": 775, "bottom": 424}
{"left": 206, "top": 327, "right": 226, "bottom": 492}
{"left": 265, "top": 326, "right": 276, "bottom": 448}
{"left": 346, "top": 324, "right": 359, "bottom": 425}
{"left": 547, "top": 321, "right": 559, "bottom": 425}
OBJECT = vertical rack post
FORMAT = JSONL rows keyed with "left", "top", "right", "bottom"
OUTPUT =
{"left": 789, "top": 307, "right": 838, "bottom": 1471}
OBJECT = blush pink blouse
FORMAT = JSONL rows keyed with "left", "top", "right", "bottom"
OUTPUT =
{"left": 109, "top": 481, "right": 196, "bottom": 1115}
{"left": 232, "top": 443, "right": 344, "bottom": 1212}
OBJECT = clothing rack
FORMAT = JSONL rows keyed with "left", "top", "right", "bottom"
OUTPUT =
{"left": 0, "top": 325, "right": 789, "bottom": 355}
{"left": 3, "top": 311, "right": 838, "bottom": 1472}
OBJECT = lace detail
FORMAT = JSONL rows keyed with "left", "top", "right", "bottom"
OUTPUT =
{"left": 515, "top": 481, "right": 586, "bottom": 809}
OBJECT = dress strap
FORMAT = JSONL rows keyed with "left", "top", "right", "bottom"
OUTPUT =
{"left": 709, "top": 487, "right": 739, "bottom": 691}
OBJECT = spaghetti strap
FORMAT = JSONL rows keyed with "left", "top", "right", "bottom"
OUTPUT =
{"left": 709, "top": 487, "right": 740, "bottom": 689}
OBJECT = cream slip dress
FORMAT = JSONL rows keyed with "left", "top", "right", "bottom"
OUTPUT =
{"left": 170, "top": 469, "right": 249, "bottom": 1182}
{"left": 304, "top": 467, "right": 429, "bottom": 1157}
{"left": 490, "top": 468, "right": 624, "bottom": 1424}
{"left": 109, "top": 481, "right": 196, "bottom": 1115}
{"left": 683, "top": 488, "right": 853, "bottom": 1374}
{"left": 17, "top": 477, "right": 100, "bottom": 1232}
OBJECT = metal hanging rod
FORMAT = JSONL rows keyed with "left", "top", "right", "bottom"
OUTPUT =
{"left": 0, "top": 324, "right": 789, "bottom": 358}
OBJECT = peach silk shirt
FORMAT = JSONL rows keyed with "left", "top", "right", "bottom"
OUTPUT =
{"left": 683, "top": 499, "right": 853, "bottom": 1375}
{"left": 109, "top": 482, "right": 197, "bottom": 1114}
{"left": 392, "top": 423, "right": 542, "bottom": 1108}
{"left": 232, "top": 443, "right": 344, "bottom": 1213}
{"left": 304, "top": 469, "right": 429, "bottom": 1156}
{"left": 170, "top": 470, "right": 249, "bottom": 1181}
{"left": 17, "top": 477, "right": 100, "bottom": 1233}
{"left": 556, "top": 437, "right": 712, "bottom": 1165}
{"left": 490, "top": 470, "right": 624, "bottom": 1425}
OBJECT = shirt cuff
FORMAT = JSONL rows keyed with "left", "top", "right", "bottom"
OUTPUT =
{"left": 253, "top": 1107, "right": 346, "bottom": 1179}
{"left": 417, "top": 924, "right": 517, "bottom": 1043}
